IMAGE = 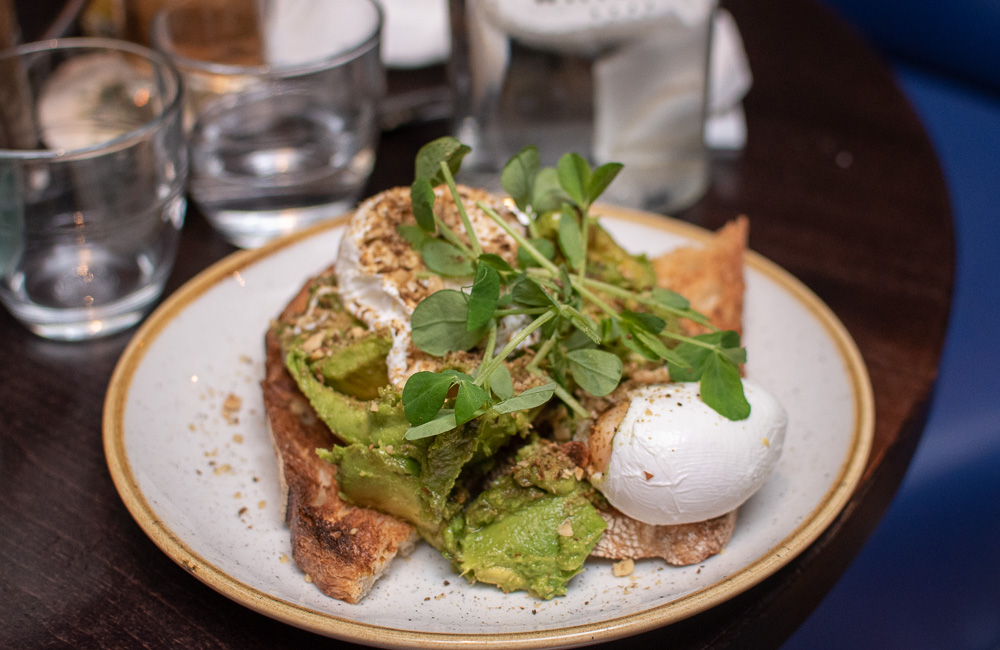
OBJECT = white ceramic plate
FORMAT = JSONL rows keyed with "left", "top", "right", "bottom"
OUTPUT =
{"left": 104, "top": 207, "right": 873, "bottom": 648}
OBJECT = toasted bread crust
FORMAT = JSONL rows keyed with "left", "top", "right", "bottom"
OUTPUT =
{"left": 262, "top": 276, "right": 416, "bottom": 604}
{"left": 653, "top": 216, "right": 748, "bottom": 335}
{"left": 591, "top": 509, "right": 737, "bottom": 564}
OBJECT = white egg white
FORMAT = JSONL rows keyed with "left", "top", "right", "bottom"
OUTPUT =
{"left": 592, "top": 380, "right": 786, "bottom": 526}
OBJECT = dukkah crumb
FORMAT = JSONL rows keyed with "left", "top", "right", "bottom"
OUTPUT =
{"left": 222, "top": 393, "right": 242, "bottom": 424}
{"left": 612, "top": 559, "right": 635, "bottom": 577}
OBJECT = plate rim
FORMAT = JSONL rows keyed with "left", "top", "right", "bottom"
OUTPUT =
{"left": 103, "top": 206, "right": 874, "bottom": 648}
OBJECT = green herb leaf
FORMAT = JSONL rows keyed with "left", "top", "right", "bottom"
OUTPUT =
{"left": 467, "top": 263, "right": 501, "bottom": 330}
{"left": 402, "top": 371, "right": 456, "bottom": 425}
{"left": 478, "top": 253, "right": 515, "bottom": 274}
{"left": 455, "top": 380, "right": 490, "bottom": 425}
{"left": 511, "top": 276, "right": 557, "bottom": 307}
{"left": 422, "top": 239, "right": 474, "bottom": 277}
{"left": 557, "top": 205, "right": 585, "bottom": 271}
{"left": 487, "top": 363, "right": 515, "bottom": 400}
{"left": 441, "top": 368, "right": 475, "bottom": 383}
{"left": 404, "top": 409, "right": 458, "bottom": 440}
{"left": 411, "top": 290, "right": 486, "bottom": 356}
{"left": 558, "top": 265, "right": 574, "bottom": 301}
{"left": 501, "top": 146, "right": 540, "bottom": 211}
{"left": 397, "top": 224, "right": 433, "bottom": 251}
{"left": 562, "top": 305, "right": 602, "bottom": 344}
{"left": 631, "top": 327, "right": 688, "bottom": 366}
{"left": 562, "top": 328, "right": 597, "bottom": 351}
{"left": 587, "top": 162, "right": 623, "bottom": 202}
{"left": 620, "top": 309, "right": 666, "bottom": 334}
{"left": 667, "top": 331, "right": 741, "bottom": 380}
{"left": 557, "top": 152, "right": 590, "bottom": 206}
{"left": 415, "top": 136, "right": 470, "bottom": 186}
{"left": 700, "top": 354, "right": 751, "bottom": 420}
{"left": 531, "top": 167, "right": 567, "bottom": 214}
{"left": 651, "top": 287, "right": 691, "bottom": 310}
{"left": 410, "top": 178, "right": 437, "bottom": 231}
{"left": 516, "top": 237, "right": 556, "bottom": 268}
{"left": 621, "top": 330, "right": 660, "bottom": 361}
{"left": 567, "top": 348, "right": 622, "bottom": 396}
{"left": 492, "top": 383, "right": 558, "bottom": 414}
{"left": 600, "top": 316, "right": 622, "bottom": 344}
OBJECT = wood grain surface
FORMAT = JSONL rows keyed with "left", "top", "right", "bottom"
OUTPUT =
{"left": 0, "top": 0, "right": 952, "bottom": 647}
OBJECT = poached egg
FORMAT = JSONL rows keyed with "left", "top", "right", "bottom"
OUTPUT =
{"left": 335, "top": 186, "right": 522, "bottom": 388}
{"left": 588, "top": 380, "right": 786, "bottom": 526}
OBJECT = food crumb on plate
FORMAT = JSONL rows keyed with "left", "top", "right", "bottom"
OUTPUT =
{"left": 612, "top": 559, "right": 635, "bottom": 577}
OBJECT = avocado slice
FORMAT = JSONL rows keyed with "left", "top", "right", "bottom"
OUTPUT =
{"left": 286, "top": 347, "right": 407, "bottom": 447}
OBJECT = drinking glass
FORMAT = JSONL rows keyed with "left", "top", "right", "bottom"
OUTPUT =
{"left": 450, "top": 0, "right": 717, "bottom": 214}
{"left": 151, "top": 0, "right": 385, "bottom": 248}
{"left": 0, "top": 38, "right": 186, "bottom": 340}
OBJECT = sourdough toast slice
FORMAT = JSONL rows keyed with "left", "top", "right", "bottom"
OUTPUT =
{"left": 262, "top": 274, "right": 417, "bottom": 604}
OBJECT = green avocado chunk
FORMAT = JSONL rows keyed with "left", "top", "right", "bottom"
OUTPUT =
{"left": 442, "top": 439, "right": 607, "bottom": 599}
{"left": 286, "top": 331, "right": 532, "bottom": 535}
{"left": 318, "top": 444, "right": 426, "bottom": 525}
{"left": 314, "top": 334, "right": 392, "bottom": 400}
{"left": 286, "top": 347, "right": 407, "bottom": 447}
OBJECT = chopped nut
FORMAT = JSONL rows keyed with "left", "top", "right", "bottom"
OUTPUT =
{"left": 222, "top": 393, "right": 242, "bottom": 412}
{"left": 612, "top": 559, "right": 635, "bottom": 577}
{"left": 557, "top": 520, "right": 574, "bottom": 537}
{"left": 301, "top": 331, "right": 325, "bottom": 353}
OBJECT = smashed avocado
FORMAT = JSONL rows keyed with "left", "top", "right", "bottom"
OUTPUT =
{"left": 279, "top": 274, "right": 537, "bottom": 539}
{"left": 441, "top": 439, "right": 606, "bottom": 599}
{"left": 275, "top": 259, "right": 610, "bottom": 599}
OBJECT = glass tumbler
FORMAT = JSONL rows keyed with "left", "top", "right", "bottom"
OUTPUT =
{"left": 0, "top": 38, "right": 187, "bottom": 340}
{"left": 151, "top": 0, "right": 385, "bottom": 249}
{"left": 450, "top": 0, "right": 717, "bottom": 214}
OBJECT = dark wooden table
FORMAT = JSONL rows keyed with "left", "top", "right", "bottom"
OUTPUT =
{"left": 0, "top": 0, "right": 953, "bottom": 647}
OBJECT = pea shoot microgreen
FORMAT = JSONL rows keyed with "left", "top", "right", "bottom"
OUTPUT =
{"left": 399, "top": 137, "right": 750, "bottom": 439}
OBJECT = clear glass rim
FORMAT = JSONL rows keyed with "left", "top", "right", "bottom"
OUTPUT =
{"left": 150, "top": 0, "right": 383, "bottom": 78}
{"left": 0, "top": 37, "right": 185, "bottom": 162}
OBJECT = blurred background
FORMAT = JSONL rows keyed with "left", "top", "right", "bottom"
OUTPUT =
{"left": 784, "top": 1, "right": 1000, "bottom": 648}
